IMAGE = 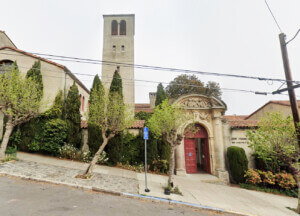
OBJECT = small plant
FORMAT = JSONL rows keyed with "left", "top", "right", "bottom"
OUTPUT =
{"left": 275, "top": 172, "right": 296, "bottom": 189}
{"left": 258, "top": 170, "right": 275, "bottom": 186}
{"left": 97, "top": 150, "right": 109, "bottom": 165}
{"left": 59, "top": 144, "right": 78, "bottom": 160}
{"left": 5, "top": 146, "right": 17, "bottom": 155}
{"left": 173, "top": 186, "right": 182, "bottom": 195}
{"left": 163, "top": 181, "right": 183, "bottom": 196}
{"left": 244, "top": 169, "right": 262, "bottom": 185}
{"left": 78, "top": 150, "right": 92, "bottom": 163}
{"left": 152, "top": 158, "right": 168, "bottom": 173}
{"left": 116, "top": 161, "right": 144, "bottom": 172}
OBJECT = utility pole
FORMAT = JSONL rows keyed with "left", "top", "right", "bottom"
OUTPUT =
{"left": 278, "top": 33, "right": 300, "bottom": 148}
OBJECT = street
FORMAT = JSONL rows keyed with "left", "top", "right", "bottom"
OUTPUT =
{"left": 0, "top": 176, "right": 238, "bottom": 216}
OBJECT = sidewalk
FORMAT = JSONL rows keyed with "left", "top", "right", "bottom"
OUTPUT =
{"left": 0, "top": 152, "right": 297, "bottom": 216}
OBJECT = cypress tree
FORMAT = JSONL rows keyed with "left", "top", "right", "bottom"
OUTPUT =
{"left": 155, "top": 83, "right": 166, "bottom": 106}
{"left": 106, "top": 69, "right": 124, "bottom": 162}
{"left": 88, "top": 75, "right": 104, "bottom": 154}
{"left": 65, "top": 82, "right": 82, "bottom": 148}
{"left": 109, "top": 69, "right": 123, "bottom": 96}
{"left": 26, "top": 60, "right": 43, "bottom": 100}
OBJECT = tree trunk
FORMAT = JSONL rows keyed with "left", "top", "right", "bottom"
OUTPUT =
{"left": 0, "top": 118, "right": 14, "bottom": 161}
{"left": 168, "top": 146, "right": 175, "bottom": 187}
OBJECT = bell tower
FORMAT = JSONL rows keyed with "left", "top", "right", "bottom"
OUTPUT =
{"left": 101, "top": 14, "right": 135, "bottom": 110}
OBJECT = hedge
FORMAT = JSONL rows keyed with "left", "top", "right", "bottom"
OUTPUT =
{"left": 227, "top": 146, "right": 248, "bottom": 184}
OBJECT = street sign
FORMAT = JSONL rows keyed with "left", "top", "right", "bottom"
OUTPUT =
{"left": 143, "top": 127, "right": 149, "bottom": 140}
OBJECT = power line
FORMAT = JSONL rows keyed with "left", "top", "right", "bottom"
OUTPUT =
{"left": 1, "top": 64, "right": 283, "bottom": 96}
{"left": 286, "top": 28, "right": 300, "bottom": 45}
{"left": 1, "top": 50, "right": 299, "bottom": 84}
{"left": 264, "top": 0, "right": 283, "bottom": 33}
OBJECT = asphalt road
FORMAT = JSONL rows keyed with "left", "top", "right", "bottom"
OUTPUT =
{"left": 0, "top": 176, "right": 238, "bottom": 216}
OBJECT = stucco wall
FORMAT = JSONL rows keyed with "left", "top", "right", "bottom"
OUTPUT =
{"left": 247, "top": 103, "right": 292, "bottom": 120}
{"left": 223, "top": 122, "right": 255, "bottom": 169}
{"left": 0, "top": 48, "right": 89, "bottom": 125}
{"left": 101, "top": 15, "right": 135, "bottom": 110}
{"left": 0, "top": 32, "right": 16, "bottom": 48}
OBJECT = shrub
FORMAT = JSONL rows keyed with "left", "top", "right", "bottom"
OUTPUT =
{"left": 59, "top": 144, "right": 78, "bottom": 160}
{"left": 152, "top": 158, "right": 168, "bottom": 173}
{"left": 28, "top": 139, "right": 41, "bottom": 152}
{"left": 227, "top": 146, "right": 248, "bottom": 183}
{"left": 258, "top": 170, "right": 275, "bottom": 186}
{"left": 244, "top": 169, "right": 262, "bottom": 185}
{"left": 275, "top": 172, "right": 296, "bottom": 189}
{"left": 247, "top": 112, "right": 297, "bottom": 174}
{"left": 78, "top": 150, "right": 92, "bottom": 163}
{"left": 97, "top": 150, "right": 109, "bottom": 164}
{"left": 40, "top": 119, "right": 67, "bottom": 155}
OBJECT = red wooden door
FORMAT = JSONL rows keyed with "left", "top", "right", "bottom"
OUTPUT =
{"left": 184, "top": 138, "right": 197, "bottom": 173}
{"left": 202, "top": 139, "right": 211, "bottom": 173}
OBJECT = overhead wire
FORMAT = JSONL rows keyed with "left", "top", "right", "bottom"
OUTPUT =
{"left": 1, "top": 50, "right": 298, "bottom": 84}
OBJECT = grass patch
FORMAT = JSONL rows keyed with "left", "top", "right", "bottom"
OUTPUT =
{"left": 240, "top": 183, "right": 298, "bottom": 198}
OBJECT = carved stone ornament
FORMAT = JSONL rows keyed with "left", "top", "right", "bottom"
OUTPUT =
{"left": 179, "top": 97, "right": 212, "bottom": 109}
{"left": 193, "top": 111, "right": 211, "bottom": 122}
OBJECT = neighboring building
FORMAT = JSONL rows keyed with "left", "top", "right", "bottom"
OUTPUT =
{"left": 101, "top": 14, "right": 135, "bottom": 111}
{"left": 0, "top": 31, "right": 90, "bottom": 140}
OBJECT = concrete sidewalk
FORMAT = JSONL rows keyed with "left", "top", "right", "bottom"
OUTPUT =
{"left": 1, "top": 152, "right": 297, "bottom": 216}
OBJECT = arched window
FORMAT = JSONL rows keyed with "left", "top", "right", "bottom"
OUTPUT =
{"left": 111, "top": 20, "right": 118, "bottom": 35}
{"left": 82, "top": 96, "right": 85, "bottom": 111}
{"left": 79, "top": 94, "right": 82, "bottom": 110}
{"left": 0, "top": 60, "right": 13, "bottom": 73}
{"left": 120, "top": 20, "right": 126, "bottom": 35}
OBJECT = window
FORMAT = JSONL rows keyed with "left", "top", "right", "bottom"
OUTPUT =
{"left": 82, "top": 96, "right": 85, "bottom": 111}
{"left": 113, "top": 45, "right": 116, "bottom": 51}
{"left": 121, "top": 45, "right": 125, "bottom": 52}
{"left": 120, "top": 20, "right": 126, "bottom": 35}
{"left": 79, "top": 94, "right": 82, "bottom": 110}
{"left": 111, "top": 20, "right": 118, "bottom": 35}
{"left": 0, "top": 60, "right": 13, "bottom": 73}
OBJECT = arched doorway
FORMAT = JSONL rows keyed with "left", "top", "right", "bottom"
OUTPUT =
{"left": 184, "top": 124, "right": 211, "bottom": 174}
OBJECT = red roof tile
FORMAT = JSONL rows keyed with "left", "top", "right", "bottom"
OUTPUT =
{"left": 135, "top": 103, "right": 151, "bottom": 108}
{"left": 223, "top": 115, "right": 258, "bottom": 128}
{"left": 130, "top": 120, "right": 145, "bottom": 129}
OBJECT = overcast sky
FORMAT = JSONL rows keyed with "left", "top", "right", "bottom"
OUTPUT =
{"left": 1, "top": 0, "right": 300, "bottom": 115}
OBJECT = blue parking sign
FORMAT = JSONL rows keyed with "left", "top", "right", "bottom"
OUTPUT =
{"left": 143, "top": 127, "right": 149, "bottom": 140}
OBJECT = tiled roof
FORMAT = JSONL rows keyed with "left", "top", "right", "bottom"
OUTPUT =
{"left": 130, "top": 120, "right": 145, "bottom": 129}
{"left": 0, "top": 46, "right": 90, "bottom": 94}
{"left": 135, "top": 103, "right": 151, "bottom": 108}
{"left": 134, "top": 103, "right": 153, "bottom": 113}
{"left": 223, "top": 115, "right": 258, "bottom": 128}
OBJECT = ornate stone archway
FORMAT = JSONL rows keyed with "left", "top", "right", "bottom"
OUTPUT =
{"left": 172, "top": 94, "right": 229, "bottom": 183}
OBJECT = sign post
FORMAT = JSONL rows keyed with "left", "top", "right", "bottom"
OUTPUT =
{"left": 143, "top": 127, "right": 150, "bottom": 192}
